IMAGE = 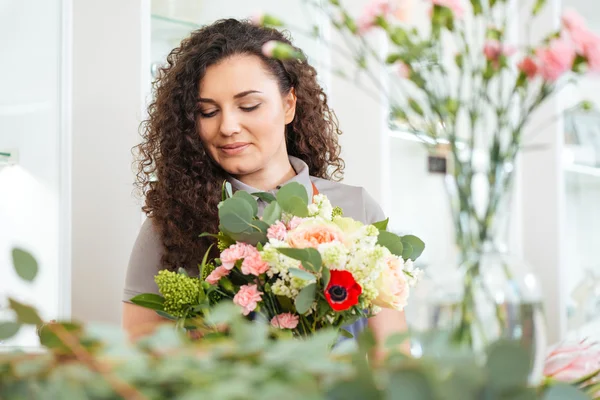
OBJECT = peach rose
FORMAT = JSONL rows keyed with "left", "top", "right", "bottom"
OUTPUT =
{"left": 373, "top": 255, "right": 409, "bottom": 311}
{"left": 286, "top": 223, "right": 344, "bottom": 249}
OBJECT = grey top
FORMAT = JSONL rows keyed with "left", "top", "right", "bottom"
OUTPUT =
{"left": 123, "top": 156, "right": 385, "bottom": 337}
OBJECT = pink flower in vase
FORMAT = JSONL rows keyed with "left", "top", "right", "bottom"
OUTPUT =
{"left": 536, "top": 38, "right": 576, "bottom": 81}
{"left": 544, "top": 339, "right": 600, "bottom": 384}
{"left": 233, "top": 284, "right": 263, "bottom": 316}
{"left": 205, "top": 265, "right": 230, "bottom": 285}
{"left": 270, "top": 312, "right": 300, "bottom": 329}
{"left": 357, "top": 0, "right": 394, "bottom": 34}
{"left": 569, "top": 28, "right": 600, "bottom": 73}
{"left": 397, "top": 61, "right": 411, "bottom": 79}
{"left": 562, "top": 9, "right": 586, "bottom": 33}
{"left": 483, "top": 40, "right": 517, "bottom": 65}
{"left": 518, "top": 56, "right": 539, "bottom": 79}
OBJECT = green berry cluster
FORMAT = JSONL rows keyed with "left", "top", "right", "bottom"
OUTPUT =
{"left": 154, "top": 270, "right": 201, "bottom": 318}
{"left": 332, "top": 206, "right": 344, "bottom": 218}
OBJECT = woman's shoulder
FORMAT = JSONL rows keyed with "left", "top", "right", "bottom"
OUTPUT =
{"left": 310, "top": 176, "right": 386, "bottom": 224}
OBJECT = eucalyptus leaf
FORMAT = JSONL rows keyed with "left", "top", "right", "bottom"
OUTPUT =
{"left": 543, "top": 383, "right": 589, "bottom": 400}
{"left": 130, "top": 294, "right": 165, "bottom": 311}
{"left": 277, "top": 182, "right": 309, "bottom": 215}
{"left": 262, "top": 201, "right": 282, "bottom": 226}
{"left": 486, "top": 340, "right": 531, "bottom": 391}
{"left": 401, "top": 234, "right": 425, "bottom": 261}
{"left": 281, "top": 196, "right": 309, "bottom": 217}
{"left": 8, "top": 298, "right": 42, "bottom": 325}
{"left": 401, "top": 242, "right": 413, "bottom": 261}
{"left": 218, "top": 197, "right": 255, "bottom": 233}
{"left": 289, "top": 268, "right": 316, "bottom": 282}
{"left": 372, "top": 218, "right": 389, "bottom": 231}
{"left": 224, "top": 229, "right": 268, "bottom": 246}
{"left": 252, "top": 192, "right": 277, "bottom": 203}
{"left": 339, "top": 329, "right": 353, "bottom": 339}
{"left": 386, "top": 369, "right": 435, "bottom": 400}
{"left": 233, "top": 190, "right": 259, "bottom": 217}
{"left": 12, "top": 248, "right": 38, "bottom": 282}
{"left": 295, "top": 283, "right": 317, "bottom": 314}
{"left": 277, "top": 248, "right": 322, "bottom": 272}
{"left": 0, "top": 321, "right": 21, "bottom": 340}
{"left": 252, "top": 220, "right": 271, "bottom": 233}
{"left": 376, "top": 231, "right": 404, "bottom": 257}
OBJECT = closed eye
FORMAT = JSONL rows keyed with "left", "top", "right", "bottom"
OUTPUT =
{"left": 240, "top": 104, "right": 261, "bottom": 112}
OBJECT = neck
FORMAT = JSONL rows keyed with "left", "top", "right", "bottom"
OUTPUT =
{"left": 235, "top": 156, "right": 296, "bottom": 191}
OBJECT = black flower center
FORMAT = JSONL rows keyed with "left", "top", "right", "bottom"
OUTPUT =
{"left": 328, "top": 285, "right": 348, "bottom": 302}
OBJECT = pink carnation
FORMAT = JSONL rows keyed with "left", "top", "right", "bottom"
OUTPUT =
{"left": 432, "top": 0, "right": 464, "bottom": 19}
{"left": 270, "top": 313, "right": 299, "bottom": 329}
{"left": 241, "top": 251, "right": 270, "bottom": 276}
{"left": 357, "top": 0, "right": 394, "bottom": 34}
{"left": 267, "top": 221, "right": 287, "bottom": 241}
{"left": 220, "top": 242, "right": 254, "bottom": 270}
{"left": 287, "top": 216, "right": 305, "bottom": 230}
{"left": 233, "top": 284, "right": 263, "bottom": 316}
{"left": 544, "top": 339, "right": 600, "bottom": 383}
{"left": 205, "top": 265, "right": 230, "bottom": 285}
{"left": 568, "top": 27, "right": 600, "bottom": 73}
{"left": 536, "top": 38, "right": 576, "bottom": 81}
{"left": 518, "top": 56, "right": 538, "bottom": 79}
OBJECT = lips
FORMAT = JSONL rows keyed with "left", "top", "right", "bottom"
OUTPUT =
{"left": 219, "top": 142, "right": 250, "bottom": 155}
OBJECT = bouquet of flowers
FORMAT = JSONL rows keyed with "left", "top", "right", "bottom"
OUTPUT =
{"left": 132, "top": 182, "right": 424, "bottom": 338}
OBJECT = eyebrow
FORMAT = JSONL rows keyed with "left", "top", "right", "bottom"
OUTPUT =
{"left": 197, "top": 90, "right": 262, "bottom": 103}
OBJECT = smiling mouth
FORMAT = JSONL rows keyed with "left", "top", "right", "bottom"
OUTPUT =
{"left": 219, "top": 143, "right": 250, "bottom": 155}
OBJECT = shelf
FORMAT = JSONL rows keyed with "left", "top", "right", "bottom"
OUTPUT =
{"left": 564, "top": 163, "right": 600, "bottom": 178}
{"left": 151, "top": 14, "right": 200, "bottom": 43}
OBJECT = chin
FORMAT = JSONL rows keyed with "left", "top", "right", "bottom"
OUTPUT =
{"left": 219, "top": 158, "right": 261, "bottom": 176}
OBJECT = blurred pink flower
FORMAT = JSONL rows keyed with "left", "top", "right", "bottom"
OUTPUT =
{"left": 205, "top": 265, "right": 230, "bottom": 285}
{"left": 241, "top": 251, "right": 270, "bottom": 276}
{"left": 270, "top": 312, "right": 299, "bottom": 329}
{"left": 357, "top": 0, "right": 394, "bottom": 33}
{"left": 397, "top": 61, "right": 410, "bottom": 78}
{"left": 483, "top": 40, "right": 516, "bottom": 63}
{"left": 261, "top": 40, "right": 278, "bottom": 57}
{"left": 562, "top": 9, "right": 586, "bottom": 33}
{"left": 267, "top": 221, "right": 287, "bottom": 241}
{"left": 287, "top": 216, "right": 305, "bottom": 230}
{"left": 432, "top": 0, "right": 464, "bottom": 19}
{"left": 233, "top": 284, "right": 263, "bottom": 316}
{"left": 544, "top": 339, "right": 600, "bottom": 383}
{"left": 536, "top": 38, "right": 576, "bottom": 81}
{"left": 569, "top": 28, "right": 600, "bottom": 72}
{"left": 220, "top": 242, "right": 255, "bottom": 270}
{"left": 518, "top": 56, "right": 539, "bottom": 79}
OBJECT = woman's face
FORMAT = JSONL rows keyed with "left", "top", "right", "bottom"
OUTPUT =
{"left": 196, "top": 54, "right": 296, "bottom": 178}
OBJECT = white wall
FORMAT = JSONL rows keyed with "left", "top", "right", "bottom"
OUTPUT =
{"left": 70, "top": 0, "right": 146, "bottom": 324}
{"left": 0, "top": 0, "right": 63, "bottom": 347}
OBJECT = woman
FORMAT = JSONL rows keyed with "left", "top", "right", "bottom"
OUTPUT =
{"left": 122, "top": 18, "right": 407, "bottom": 353}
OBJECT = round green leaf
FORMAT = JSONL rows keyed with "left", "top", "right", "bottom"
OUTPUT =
{"left": 12, "top": 248, "right": 38, "bottom": 282}
{"left": 280, "top": 196, "right": 309, "bottom": 217}
{"left": 377, "top": 231, "right": 404, "bottom": 257}
{"left": 401, "top": 235, "right": 425, "bottom": 260}
{"left": 218, "top": 197, "right": 254, "bottom": 233}
{"left": 295, "top": 283, "right": 317, "bottom": 314}
{"left": 401, "top": 242, "right": 413, "bottom": 261}
{"left": 544, "top": 383, "right": 589, "bottom": 400}
{"left": 252, "top": 220, "right": 271, "bottom": 233}
{"left": 262, "top": 201, "right": 282, "bottom": 225}
{"left": 252, "top": 191, "right": 276, "bottom": 204}
{"left": 233, "top": 190, "right": 259, "bottom": 217}
{"left": 276, "top": 182, "right": 308, "bottom": 208}
{"left": 278, "top": 248, "right": 322, "bottom": 272}
{"left": 321, "top": 267, "right": 331, "bottom": 288}
{"left": 0, "top": 321, "right": 21, "bottom": 340}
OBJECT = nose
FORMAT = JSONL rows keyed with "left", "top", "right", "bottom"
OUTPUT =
{"left": 219, "top": 109, "right": 241, "bottom": 137}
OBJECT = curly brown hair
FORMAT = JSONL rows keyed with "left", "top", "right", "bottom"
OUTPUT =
{"left": 135, "top": 18, "right": 345, "bottom": 273}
